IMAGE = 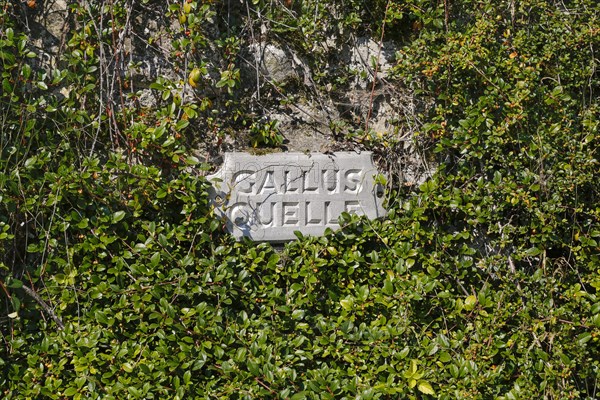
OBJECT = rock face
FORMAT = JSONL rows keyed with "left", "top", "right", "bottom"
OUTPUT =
{"left": 345, "top": 37, "right": 396, "bottom": 89}
{"left": 250, "top": 43, "right": 298, "bottom": 85}
{"left": 20, "top": 1, "right": 435, "bottom": 187}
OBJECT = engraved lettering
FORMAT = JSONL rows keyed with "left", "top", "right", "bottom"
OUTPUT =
{"left": 305, "top": 201, "right": 323, "bottom": 225}
{"left": 344, "top": 169, "right": 362, "bottom": 194}
{"left": 284, "top": 170, "right": 300, "bottom": 193}
{"left": 282, "top": 202, "right": 300, "bottom": 226}
{"left": 208, "top": 152, "right": 386, "bottom": 241}
{"left": 324, "top": 201, "right": 340, "bottom": 225}
{"left": 302, "top": 169, "right": 319, "bottom": 193}
{"left": 322, "top": 168, "right": 339, "bottom": 194}
{"left": 258, "top": 170, "right": 276, "bottom": 194}
{"left": 259, "top": 202, "right": 275, "bottom": 226}
{"left": 229, "top": 202, "right": 251, "bottom": 227}
{"left": 232, "top": 171, "right": 255, "bottom": 194}
{"left": 345, "top": 200, "right": 361, "bottom": 215}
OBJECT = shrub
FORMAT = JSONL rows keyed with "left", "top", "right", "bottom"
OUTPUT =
{"left": 1, "top": 0, "right": 599, "bottom": 399}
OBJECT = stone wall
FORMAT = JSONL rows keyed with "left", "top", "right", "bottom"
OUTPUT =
{"left": 15, "top": 0, "right": 434, "bottom": 186}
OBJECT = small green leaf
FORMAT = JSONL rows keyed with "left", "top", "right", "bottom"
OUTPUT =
{"left": 464, "top": 295, "right": 477, "bottom": 311}
{"left": 292, "top": 309, "right": 305, "bottom": 320}
{"left": 410, "top": 359, "right": 418, "bottom": 374}
{"left": 156, "top": 188, "right": 167, "bottom": 199}
{"left": 185, "top": 155, "right": 199, "bottom": 165}
{"left": 577, "top": 332, "right": 592, "bottom": 346}
{"left": 438, "top": 351, "right": 452, "bottom": 363}
{"left": 95, "top": 310, "right": 108, "bottom": 325}
{"left": 150, "top": 252, "right": 161, "bottom": 267}
{"left": 523, "top": 247, "right": 542, "bottom": 257}
{"left": 340, "top": 298, "right": 354, "bottom": 311}
{"left": 175, "top": 119, "right": 190, "bottom": 131}
{"left": 24, "top": 156, "right": 37, "bottom": 169}
{"left": 21, "top": 64, "right": 31, "bottom": 79}
{"left": 417, "top": 380, "right": 435, "bottom": 395}
{"left": 122, "top": 362, "right": 134, "bottom": 373}
{"left": 112, "top": 211, "right": 126, "bottom": 223}
{"left": 398, "top": 347, "right": 410, "bottom": 359}
{"left": 383, "top": 279, "right": 394, "bottom": 295}
{"left": 7, "top": 279, "right": 23, "bottom": 289}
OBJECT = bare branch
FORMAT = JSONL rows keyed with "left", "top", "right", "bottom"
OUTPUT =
{"left": 21, "top": 285, "right": 64, "bottom": 330}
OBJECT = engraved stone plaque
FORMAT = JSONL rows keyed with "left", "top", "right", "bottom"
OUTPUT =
{"left": 208, "top": 152, "right": 386, "bottom": 241}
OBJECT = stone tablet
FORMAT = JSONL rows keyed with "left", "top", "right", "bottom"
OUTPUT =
{"left": 208, "top": 152, "right": 386, "bottom": 241}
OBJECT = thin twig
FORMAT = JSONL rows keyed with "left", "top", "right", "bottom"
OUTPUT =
{"left": 444, "top": 0, "right": 449, "bottom": 31}
{"left": 246, "top": 0, "right": 261, "bottom": 101}
{"left": 254, "top": 377, "right": 276, "bottom": 394}
{"left": 21, "top": 285, "right": 64, "bottom": 330}
{"left": 365, "top": 0, "right": 390, "bottom": 131}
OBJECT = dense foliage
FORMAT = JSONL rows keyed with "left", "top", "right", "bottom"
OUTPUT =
{"left": 1, "top": 0, "right": 599, "bottom": 398}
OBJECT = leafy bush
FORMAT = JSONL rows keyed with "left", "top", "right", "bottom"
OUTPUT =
{"left": 1, "top": 0, "right": 599, "bottom": 399}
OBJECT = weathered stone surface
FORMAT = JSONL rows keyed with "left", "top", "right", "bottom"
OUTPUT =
{"left": 345, "top": 36, "right": 396, "bottom": 89}
{"left": 208, "top": 152, "right": 386, "bottom": 241}
{"left": 250, "top": 43, "right": 298, "bottom": 85}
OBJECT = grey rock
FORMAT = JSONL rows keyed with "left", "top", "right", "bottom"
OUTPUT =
{"left": 345, "top": 37, "right": 396, "bottom": 89}
{"left": 136, "top": 89, "right": 158, "bottom": 109}
{"left": 250, "top": 43, "right": 297, "bottom": 85}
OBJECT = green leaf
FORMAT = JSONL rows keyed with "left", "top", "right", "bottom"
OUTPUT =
{"left": 150, "top": 252, "right": 161, "bottom": 267}
{"left": 417, "top": 380, "right": 435, "bottom": 395}
{"left": 577, "top": 332, "right": 592, "bottom": 346}
{"left": 398, "top": 347, "right": 410, "bottom": 359}
{"left": 7, "top": 279, "right": 23, "bottom": 289}
{"left": 185, "top": 155, "right": 200, "bottom": 165}
{"left": 464, "top": 295, "right": 477, "bottom": 311}
{"left": 523, "top": 247, "right": 542, "bottom": 257}
{"left": 356, "top": 285, "right": 370, "bottom": 301}
{"left": 112, "top": 211, "right": 126, "bottom": 223}
{"left": 122, "top": 362, "right": 134, "bottom": 373}
{"left": 21, "top": 64, "right": 31, "bottom": 79}
{"left": 438, "top": 351, "right": 452, "bottom": 363}
{"left": 410, "top": 359, "right": 418, "bottom": 374}
{"left": 175, "top": 119, "right": 190, "bottom": 131}
{"left": 383, "top": 279, "right": 394, "bottom": 295}
{"left": 95, "top": 310, "right": 108, "bottom": 325}
{"left": 292, "top": 309, "right": 305, "bottom": 320}
{"left": 340, "top": 298, "right": 354, "bottom": 311}
{"left": 24, "top": 156, "right": 38, "bottom": 169}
